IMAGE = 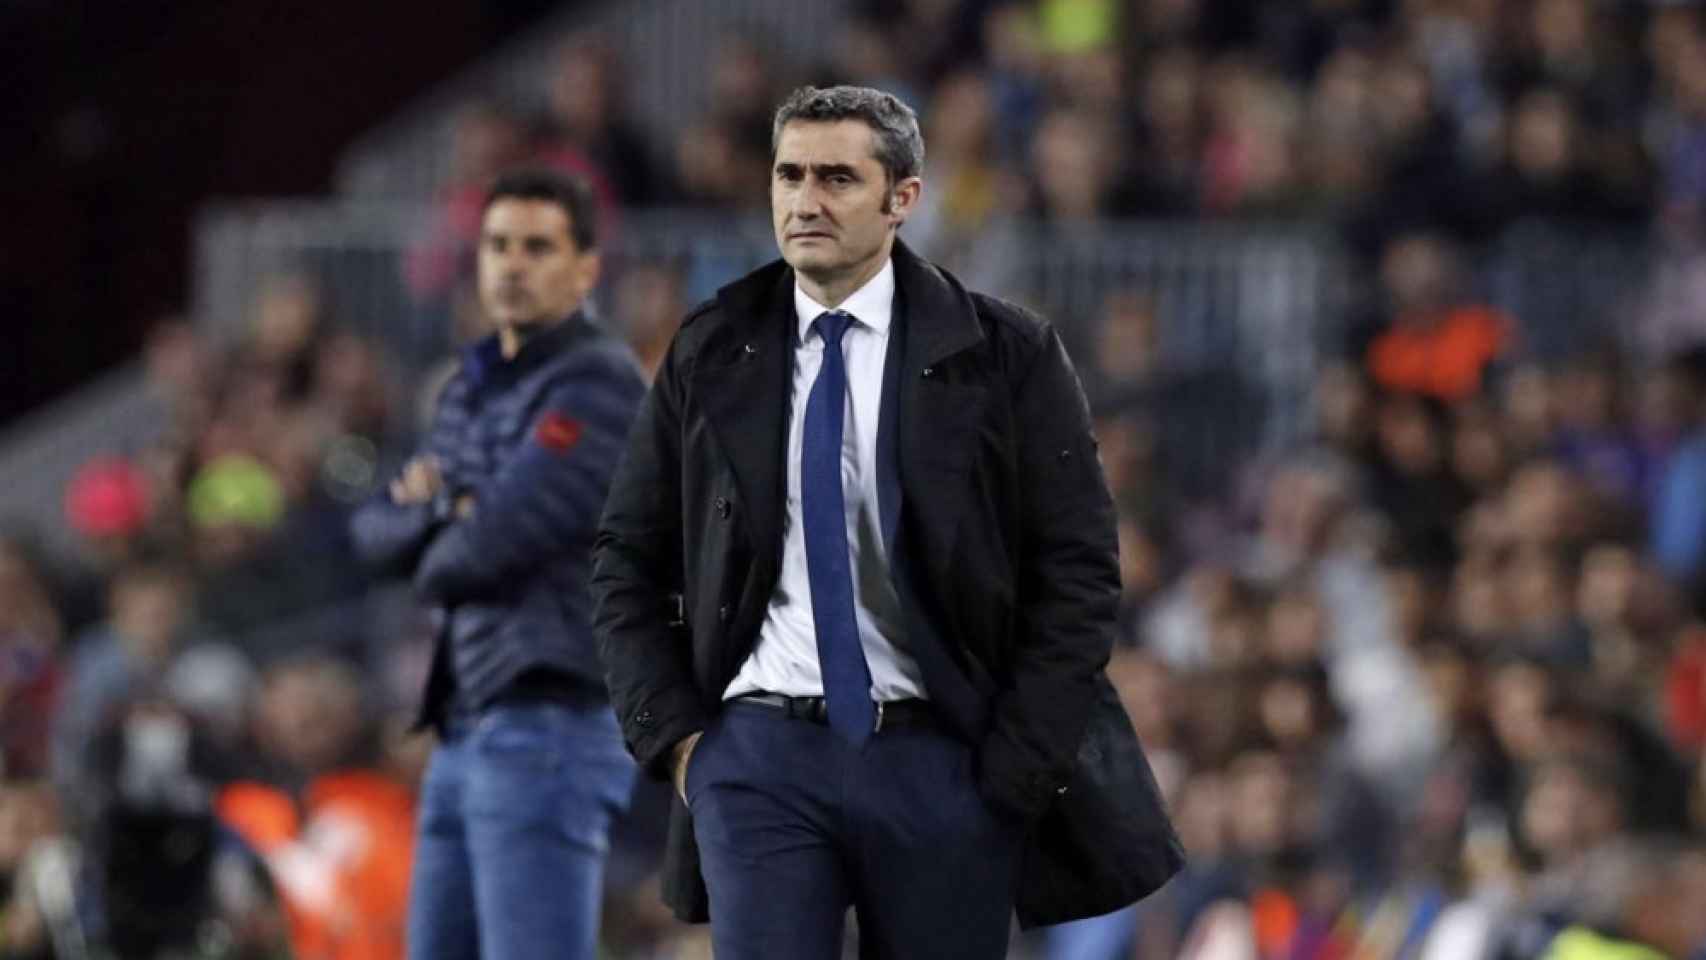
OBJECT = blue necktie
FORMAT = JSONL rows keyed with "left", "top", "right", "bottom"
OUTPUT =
{"left": 802, "top": 310, "right": 875, "bottom": 745}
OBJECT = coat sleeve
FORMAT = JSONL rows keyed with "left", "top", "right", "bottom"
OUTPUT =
{"left": 348, "top": 495, "right": 445, "bottom": 577}
{"left": 977, "top": 323, "right": 1122, "bottom": 823}
{"left": 414, "top": 363, "right": 644, "bottom": 603}
{"left": 348, "top": 370, "right": 466, "bottom": 578}
{"left": 590, "top": 336, "right": 711, "bottom": 779}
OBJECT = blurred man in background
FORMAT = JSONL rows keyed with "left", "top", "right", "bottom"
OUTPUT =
{"left": 350, "top": 169, "right": 646, "bottom": 960}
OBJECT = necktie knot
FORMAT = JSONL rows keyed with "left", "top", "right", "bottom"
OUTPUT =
{"left": 813, "top": 310, "right": 853, "bottom": 348}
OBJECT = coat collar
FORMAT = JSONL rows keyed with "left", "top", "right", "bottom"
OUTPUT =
{"left": 712, "top": 238, "right": 985, "bottom": 370}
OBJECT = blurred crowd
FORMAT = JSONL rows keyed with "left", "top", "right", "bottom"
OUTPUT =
{"left": 9, "top": 0, "right": 1706, "bottom": 958}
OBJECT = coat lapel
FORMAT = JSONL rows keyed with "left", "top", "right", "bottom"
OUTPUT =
{"left": 892, "top": 241, "right": 988, "bottom": 580}
{"left": 695, "top": 265, "right": 795, "bottom": 570}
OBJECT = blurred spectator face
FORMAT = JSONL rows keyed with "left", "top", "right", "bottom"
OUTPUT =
{"left": 548, "top": 44, "right": 615, "bottom": 137}
{"left": 1577, "top": 542, "right": 1637, "bottom": 630}
{"left": 262, "top": 412, "right": 329, "bottom": 505}
{"left": 1131, "top": 0, "right": 1202, "bottom": 40}
{"left": 1501, "top": 363, "right": 1555, "bottom": 449}
{"left": 926, "top": 71, "right": 994, "bottom": 160}
{"left": 1174, "top": 771, "right": 1231, "bottom": 860}
{"left": 1032, "top": 110, "right": 1112, "bottom": 218}
{"left": 1182, "top": 670, "right": 1254, "bottom": 764}
{"left": 1093, "top": 290, "right": 1160, "bottom": 381}
{"left": 0, "top": 543, "right": 61, "bottom": 650}
{"left": 1507, "top": 546, "right": 1572, "bottom": 632}
{"left": 1488, "top": 661, "right": 1553, "bottom": 761}
{"left": 1091, "top": 413, "right": 1153, "bottom": 497}
{"left": 1555, "top": 360, "right": 1620, "bottom": 432}
{"left": 1265, "top": 588, "right": 1325, "bottom": 664}
{"left": 1504, "top": 461, "right": 1585, "bottom": 547}
{"left": 1116, "top": 516, "right": 1165, "bottom": 600}
{"left": 1377, "top": 395, "right": 1444, "bottom": 474}
{"left": 771, "top": 120, "right": 918, "bottom": 288}
{"left": 1228, "top": 750, "right": 1296, "bottom": 855}
{"left": 0, "top": 783, "right": 57, "bottom": 874}
{"left": 1520, "top": 758, "right": 1623, "bottom": 866}
{"left": 1371, "top": 56, "right": 1434, "bottom": 145}
{"left": 1261, "top": 462, "right": 1348, "bottom": 556}
{"left": 613, "top": 262, "right": 685, "bottom": 379}
{"left": 110, "top": 565, "right": 192, "bottom": 666}
{"left": 1054, "top": 48, "right": 1125, "bottom": 113}
{"left": 1202, "top": 60, "right": 1301, "bottom": 210}
{"left": 254, "top": 659, "right": 364, "bottom": 775}
{"left": 710, "top": 37, "right": 772, "bottom": 118}
{"left": 478, "top": 198, "right": 600, "bottom": 340}
{"left": 1531, "top": 0, "right": 1590, "bottom": 65}
{"left": 1108, "top": 649, "right": 1175, "bottom": 748}
{"left": 1257, "top": 672, "right": 1332, "bottom": 750}
{"left": 677, "top": 122, "right": 765, "bottom": 206}
{"left": 1210, "top": 604, "right": 1262, "bottom": 667}
{"left": 1312, "top": 46, "right": 1375, "bottom": 139}
{"left": 1142, "top": 46, "right": 1200, "bottom": 141}
{"left": 834, "top": 19, "right": 905, "bottom": 90}
{"left": 144, "top": 321, "right": 216, "bottom": 424}
{"left": 1314, "top": 363, "right": 1372, "bottom": 449}
{"left": 1452, "top": 405, "right": 1508, "bottom": 492}
{"left": 1637, "top": 363, "right": 1696, "bottom": 438}
{"left": 1420, "top": 642, "right": 1476, "bottom": 730}
{"left": 1454, "top": 557, "right": 1512, "bottom": 639}
{"left": 1627, "top": 850, "right": 1706, "bottom": 957}
{"left": 1381, "top": 233, "right": 1456, "bottom": 318}
{"left": 1509, "top": 88, "right": 1575, "bottom": 181}
{"left": 310, "top": 333, "right": 390, "bottom": 436}
{"left": 248, "top": 274, "right": 323, "bottom": 367}
{"left": 449, "top": 104, "right": 524, "bottom": 184}
{"left": 1386, "top": 564, "right": 1431, "bottom": 645}
{"left": 982, "top": 3, "right": 1044, "bottom": 75}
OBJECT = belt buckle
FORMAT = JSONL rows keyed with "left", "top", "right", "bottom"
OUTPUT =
{"left": 874, "top": 700, "right": 885, "bottom": 733}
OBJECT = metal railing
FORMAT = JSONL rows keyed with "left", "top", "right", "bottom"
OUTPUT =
{"left": 188, "top": 203, "right": 1349, "bottom": 505}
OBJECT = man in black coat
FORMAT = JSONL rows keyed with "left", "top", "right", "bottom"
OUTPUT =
{"left": 592, "top": 86, "right": 1181, "bottom": 958}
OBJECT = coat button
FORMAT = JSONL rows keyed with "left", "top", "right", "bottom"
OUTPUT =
{"left": 921, "top": 366, "right": 934, "bottom": 378}
{"left": 1056, "top": 785, "right": 1070, "bottom": 797}
{"left": 715, "top": 497, "right": 731, "bottom": 519}
{"left": 636, "top": 710, "right": 655, "bottom": 728}
{"left": 743, "top": 343, "right": 757, "bottom": 355}
{"left": 719, "top": 603, "right": 732, "bottom": 622}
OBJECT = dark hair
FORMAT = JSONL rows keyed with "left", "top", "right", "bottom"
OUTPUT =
{"left": 482, "top": 168, "right": 598, "bottom": 251}
{"left": 771, "top": 85, "right": 925, "bottom": 185}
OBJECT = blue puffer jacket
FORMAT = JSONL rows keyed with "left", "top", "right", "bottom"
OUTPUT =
{"left": 351, "top": 314, "right": 646, "bottom": 726}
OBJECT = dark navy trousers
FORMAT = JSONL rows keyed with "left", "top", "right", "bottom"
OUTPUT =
{"left": 685, "top": 701, "right": 1022, "bottom": 959}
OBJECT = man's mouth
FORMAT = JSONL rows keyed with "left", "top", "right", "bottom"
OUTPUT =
{"left": 789, "top": 231, "right": 832, "bottom": 240}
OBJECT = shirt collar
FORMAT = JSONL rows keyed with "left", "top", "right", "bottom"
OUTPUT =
{"left": 462, "top": 311, "right": 586, "bottom": 390}
{"left": 793, "top": 256, "right": 895, "bottom": 344}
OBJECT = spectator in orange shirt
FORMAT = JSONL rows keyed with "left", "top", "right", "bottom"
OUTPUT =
{"left": 1367, "top": 232, "right": 1512, "bottom": 404}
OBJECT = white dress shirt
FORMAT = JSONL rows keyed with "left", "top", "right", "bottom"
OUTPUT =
{"left": 723, "top": 257, "right": 927, "bottom": 703}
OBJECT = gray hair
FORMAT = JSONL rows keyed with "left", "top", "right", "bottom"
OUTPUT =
{"left": 771, "top": 85, "right": 925, "bottom": 184}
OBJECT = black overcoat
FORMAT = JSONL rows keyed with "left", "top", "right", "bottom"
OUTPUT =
{"left": 591, "top": 240, "right": 1183, "bottom": 927}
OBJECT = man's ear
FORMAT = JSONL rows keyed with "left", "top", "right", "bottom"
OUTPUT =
{"left": 577, "top": 250, "right": 604, "bottom": 297}
{"left": 889, "top": 177, "right": 923, "bottom": 226}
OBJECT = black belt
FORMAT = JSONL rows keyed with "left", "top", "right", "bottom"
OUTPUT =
{"left": 735, "top": 693, "right": 934, "bottom": 732}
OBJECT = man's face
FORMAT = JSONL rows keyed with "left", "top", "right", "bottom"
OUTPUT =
{"left": 478, "top": 198, "right": 599, "bottom": 334}
{"left": 771, "top": 119, "right": 917, "bottom": 283}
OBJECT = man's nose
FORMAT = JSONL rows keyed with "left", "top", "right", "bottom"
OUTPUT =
{"left": 791, "top": 182, "right": 824, "bottom": 218}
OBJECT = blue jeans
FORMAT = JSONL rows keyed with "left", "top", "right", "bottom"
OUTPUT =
{"left": 405, "top": 700, "right": 637, "bottom": 960}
